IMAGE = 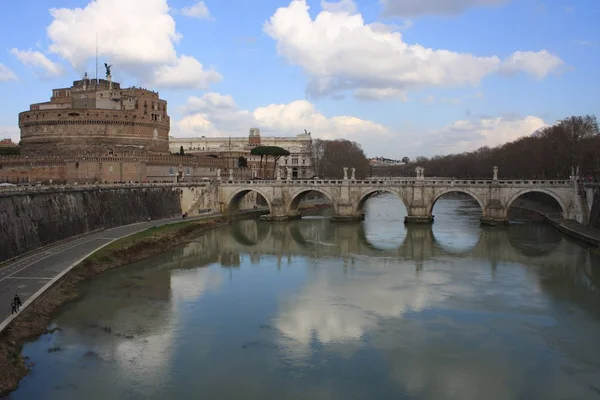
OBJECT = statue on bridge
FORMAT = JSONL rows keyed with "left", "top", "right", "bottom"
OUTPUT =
{"left": 415, "top": 166, "right": 425, "bottom": 180}
{"left": 493, "top": 166, "right": 498, "bottom": 181}
{"left": 229, "top": 169, "right": 234, "bottom": 181}
{"left": 216, "top": 168, "right": 221, "bottom": 180}
{"left": 276, "top": 167, "right": 281, "bottom": 181}
{"left": 286, "top": 167, "right": 292, "bottom": 181}
{"left": 351, "top": 168, "right": 356, "bottom": 180}
{"left": 343, "top": 167, "right": 348, "bottom": 180}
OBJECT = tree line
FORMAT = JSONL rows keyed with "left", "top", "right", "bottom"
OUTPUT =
{"left": 310, "top": 139, "right": 371, "bottom": 179}
{"left": 378, "top": 115, "right": 600, "bottom": 180}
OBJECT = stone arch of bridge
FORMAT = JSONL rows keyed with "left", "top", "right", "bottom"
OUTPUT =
{"left": 226, "top": 187, "right": 273, "bottom": 213}
{"left": 287, "top": 188, "right": 337, "bottom": 214}
{"left": 505, "top": 188, "right": 566, "bottom": 218}
{"left": 429, "top": 188, "right": 485, "bottom": 216}
{"left": 356, "top": 189, "right": 409, "bottom": 214}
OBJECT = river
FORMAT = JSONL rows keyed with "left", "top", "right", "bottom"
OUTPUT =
{"left": 9, "top": 194, "right": 600, "bottom": 400}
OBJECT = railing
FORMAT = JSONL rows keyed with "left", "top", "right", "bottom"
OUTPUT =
{"left": 0, "top": 177, "right": 576, "bottom": 195}
{"left": 218, "top": 178, "right": 574, "bottom": 187}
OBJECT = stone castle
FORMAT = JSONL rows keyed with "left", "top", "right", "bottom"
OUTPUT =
{"left": 1, "top": 73, "right": 313, "bottom": 184}
{"left": 19, "top": 74, "right": 169, "bottom": 156}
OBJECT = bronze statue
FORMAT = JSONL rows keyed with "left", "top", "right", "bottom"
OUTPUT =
{"left": 104, "top": 63, "right": 112, "bottom": 77}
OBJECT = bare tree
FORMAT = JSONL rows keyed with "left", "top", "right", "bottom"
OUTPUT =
{"left": 317, "top": 139, "right": 371, "bottom": 179}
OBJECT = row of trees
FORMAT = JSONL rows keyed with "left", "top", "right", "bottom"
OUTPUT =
{"left": 389, "top": 115, "right": 600, "bottom": 179}
{"left": 310, "top": 139, "right": 371, "bottom": 179}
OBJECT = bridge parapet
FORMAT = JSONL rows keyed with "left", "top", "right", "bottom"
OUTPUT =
{"left": 218, "top": 178, "right": 574, "bottom": 188}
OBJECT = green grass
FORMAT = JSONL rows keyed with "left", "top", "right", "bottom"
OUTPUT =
{"left": 87, "top": 219, "right": 214, "bottom": 261}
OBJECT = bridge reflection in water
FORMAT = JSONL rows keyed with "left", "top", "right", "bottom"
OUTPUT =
{"left": 171, "top": 194, "right": 599, "bottom": 288}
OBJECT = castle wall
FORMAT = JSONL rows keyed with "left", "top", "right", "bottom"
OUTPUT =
{"left": 0, "top": 157, "right": 67, "bottom": 184}
{"left": 0, "top": 186, "right": 183, "bottom": 262}
{"left": 66, "top": 158, "right": 148, "bottom": 183}
{"left": 19, "top": 108, "right": 170, "bottom": 156}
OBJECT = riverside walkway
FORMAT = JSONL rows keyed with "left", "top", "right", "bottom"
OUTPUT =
{"left": 514, "top": 198, "right": 600, "bottom": 246}
{"left": 0, "top": 209, "right": 266, "bottom": 333}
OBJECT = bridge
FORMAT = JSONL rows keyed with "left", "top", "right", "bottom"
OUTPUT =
{"left": 215, "top": 167, "right": 588, "bottom": 225}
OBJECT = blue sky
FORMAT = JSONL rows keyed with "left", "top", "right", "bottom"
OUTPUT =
{"left": 0, "top": 0, "right": 598, "bottom": 158}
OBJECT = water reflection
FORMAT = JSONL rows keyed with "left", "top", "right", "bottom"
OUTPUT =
{"left": 230, "top": 217, "right": 567, "bottom": 268}
{"left": 10, "top": 196, "right": 600, "bottom": 400}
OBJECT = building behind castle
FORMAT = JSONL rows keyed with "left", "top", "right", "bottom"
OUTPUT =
{"left": 170, "top": 127, "right": 313, "bottom": 179}
{"left": 1, "top": 74, "right": 313, "bottom": 184}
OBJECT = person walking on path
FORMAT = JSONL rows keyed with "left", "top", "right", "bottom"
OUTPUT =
{"left": 13, "top": 294, "right": 22, "bottom": 312}
{"left": 11, "top": 300, "right": 18, "bottom": 315}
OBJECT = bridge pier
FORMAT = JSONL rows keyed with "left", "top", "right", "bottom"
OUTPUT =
{"left": 259, "top": 198, "right": 302, "bottom": 221}
{"left": 404, "top": 215, "right": 434, "bottom": 224}
{"left": 480, "top": 216, "right": 508, "bottom": 226}
{"left": 404, "top": 178, "right": 433, "bottom": 224}
{"left": 330, "top": 201, "right": 364, "bottom": 222}
{"left": 331, "top": 214, "right": 365, "bottom": 222}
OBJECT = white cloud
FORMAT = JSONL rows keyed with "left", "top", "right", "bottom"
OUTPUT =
{"left": 0, "top": 64, "right": 18, "bottom": 82}
{"left": 152, "top": 55, "right": 222, "bottom": 89}
{"left": 320, "top": 0, "right": 357, "bottom": 13}
{"left": 263, "top": 1, "right": 564, "bottom": 99}
{"left": 422, "top": 115, "right": 548, "bottom": 154}
{"left": 0, "top": 126, "right": 20, "bottom": 143}
{"left": 380, "top": 0, "right": 510, "bottom": 17}
{"left": 36, "top": 0, "right": 218, "bottom": 89}
{"left": 181, "top": 1, "right": 212, "bottom": 19}
{"left": 500, "top": 50, "right": 565, "bottom": 79}
{"left": 10, "top": 49, "right": 64, "bottom": 78}
{"left": 175, "top": 92, "right": 390, "bottom": 139}
{"left": 175, "top": 93, "right": 548, "bottom": 159}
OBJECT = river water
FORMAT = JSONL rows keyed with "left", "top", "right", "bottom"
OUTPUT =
{"left": 10, "top": 194, "right": 600, "bottom": 400}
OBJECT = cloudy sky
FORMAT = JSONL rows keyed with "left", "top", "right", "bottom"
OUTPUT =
{"left": 0, "top": 0, "right": 597, "bottom": 157}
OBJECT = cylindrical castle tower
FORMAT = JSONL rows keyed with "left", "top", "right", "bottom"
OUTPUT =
{"left": 18, "top": 74, "right": 170, "bottom": 156}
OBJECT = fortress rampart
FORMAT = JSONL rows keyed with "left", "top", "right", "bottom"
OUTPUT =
{"left": 19, "top": 108, "right": 170, "bottom": 156}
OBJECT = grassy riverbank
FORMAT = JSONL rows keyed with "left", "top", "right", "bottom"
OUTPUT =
{"left": 0, "top": 203, "right": 331, "bottom": 396}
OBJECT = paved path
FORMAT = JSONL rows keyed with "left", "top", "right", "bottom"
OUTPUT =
{"left": 0, "top": 210, "right": 265, "bottom": 332}
{"left": 514, "top": 199, "right": 600, "bottom": 245}
{"left": 552, "top": 219, "right": 600, "bottom": 244}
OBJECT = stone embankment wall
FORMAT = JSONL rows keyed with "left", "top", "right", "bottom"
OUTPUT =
{"left": 0, "top": 186, "right": 182, "bottom": 262}
{"left": 589, "top": 189, "right": 600, "bottom": 230}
